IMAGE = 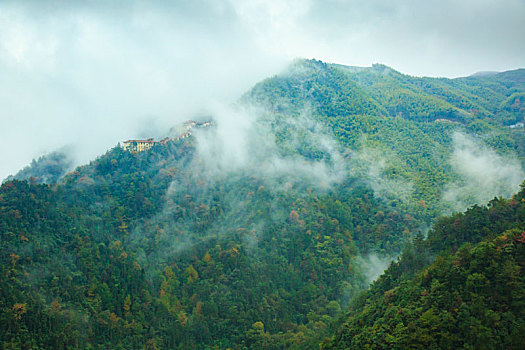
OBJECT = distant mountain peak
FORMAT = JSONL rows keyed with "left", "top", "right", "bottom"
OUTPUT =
{"left": 469, "top": 71, "right": 499, "bottom": 77}
{"left": 288, "top": 59, "right": 401, "bottom": 78}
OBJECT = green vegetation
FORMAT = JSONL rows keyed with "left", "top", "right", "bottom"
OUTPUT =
{"left": 1, "top": 59, "right": 524, "bottom": 348}
{"left": 7, "top": 150, "right": 73, "bottom": 184}
{"left": 324, "top": 184, "right": 525, "bottom": 349}
{"left": 0, "top": 140, "right": 421, "bottom": 348}
{"left": 247, "top": 60, "right": 525, "bottom": 215}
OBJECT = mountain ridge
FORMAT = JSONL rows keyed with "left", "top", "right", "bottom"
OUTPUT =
{"left": 1, "top": 58, "right": 524, "bottom": 349}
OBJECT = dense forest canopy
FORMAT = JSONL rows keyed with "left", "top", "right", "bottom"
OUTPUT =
{"left": 1, "top": 59, "right": 524, "bottom": 349}
{"left": 324, "top": 184, "right": 525, "bottom": 349}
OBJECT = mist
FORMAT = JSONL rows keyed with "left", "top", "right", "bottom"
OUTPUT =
{"left": 126, "top": 102, "right": 350, "bottom": 265}
{"left": 353, "top": 147, "right": 414, "bottom": 204}
{"left": 5, "top": 147, "right": 75, "bottom": 184}
{"left": 362, "top": 254, "right": 393, "bottom": 285}
{"left": 193, "top": 104, "right": 347, "bottom": 190}
{"left": 0, "top": 1, "right": 287, "bottom": 181}
{"left": 1, "top": 0, "right": 524, "bottom": 181}
{"left": 442, "top": 132, "right": 525, "bottom": 213}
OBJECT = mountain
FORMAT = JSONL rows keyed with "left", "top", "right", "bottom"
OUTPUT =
{"left": 1, "top": 140, "right": 406, "bottom": 348}
{"left": 1, "top": 59, "right": 524, "bottom": 349}
{"left": 323, "top": 185, "right": 525, "bottom": 349}
{"left": 5, "top": 150, "right": 74, "bottom": 185}
{"left": 246, "top": 60, "right": 525, "bottom": 214}
{"left": 469, "top": 71, "right": 499, "bottom": 77}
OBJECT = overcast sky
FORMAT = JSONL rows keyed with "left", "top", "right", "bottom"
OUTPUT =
{"left": 1, "top": 0, "right": 524, "bottom": 180}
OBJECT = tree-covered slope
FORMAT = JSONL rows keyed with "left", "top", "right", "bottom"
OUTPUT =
{"left": 324, "top": 185, "right": 525, "bottom": 349}
{"left": 1, "top": 59, "right": 524, "bottom": 349}
{"left": 245, "top": 59, "right": 525, "bottom": 216}
{"left": 1, "top": 137, "right": 422, "bottom": 349}
{"left": 4, "top": 150, "right": 74, "bottom": 185}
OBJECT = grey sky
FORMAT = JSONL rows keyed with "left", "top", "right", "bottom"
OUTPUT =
{"left": 1, "top": 0, "right": 524, "bottom": 180}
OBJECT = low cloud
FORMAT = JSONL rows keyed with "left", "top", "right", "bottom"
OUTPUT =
{"left": 0, "top": 1, "right": 286, "bottom": 181}
{"left": 442, "top": 132, "right": 525, "bottom": 212}
{"left": 126, "top": 102, "right": 350, "bottom": 266}
{"left": 358, "top": 253, "right": 393, "bottom": 285}
{"left": 4, "top": 147, "right": 75, "bottom": 184}
{"left": 193, "top": 103, "right": 347, "bottom": 190}
{"left": 1, "top": 0, "right": 524, "bottom": 181}
{"left": 352, "top": 147, "right": 414, "bottom": 204}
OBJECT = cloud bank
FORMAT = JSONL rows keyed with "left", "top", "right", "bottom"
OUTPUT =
{"left": 1, "top": 0, "right": 524, "bottom": 180}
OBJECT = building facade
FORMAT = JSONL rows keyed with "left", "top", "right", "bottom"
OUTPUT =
{"left": 122, "top": 120, "right": 213, "bottom": 153}
{"left": 122, "top": 138, "right": 157, "bottom": 153}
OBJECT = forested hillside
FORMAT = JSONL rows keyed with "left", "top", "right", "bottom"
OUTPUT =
{"left": 1, "top": 138, "right": 421, "bottom": 348}
{"left": 1, "top": 59, "right": 524, "bottom": 348}
{"left": 324, "top": 184, "right": 525, "bottom": 349}
{"left": 246, "top": 60, "right": 525, "bottom": 215}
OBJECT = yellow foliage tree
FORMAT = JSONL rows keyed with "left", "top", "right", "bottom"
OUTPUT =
{"left": 12, "top": 303, "right": 27, "bottom": 320}
{"left": 123, "top": 295, "right": 132, "bottom": 318}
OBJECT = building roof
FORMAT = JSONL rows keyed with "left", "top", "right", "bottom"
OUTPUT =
{"left": 123, "top": 139, "right": 157, "bottom": 143}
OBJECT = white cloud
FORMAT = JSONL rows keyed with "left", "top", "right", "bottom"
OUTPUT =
{"left": 0, "top": 0, "right": 524, "bottom": 180}
{"left": 442, "top": 132, "right": 525, "bottom": 212}
{"left": 193, "top": 103, "right": 346, "bottom": 189}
